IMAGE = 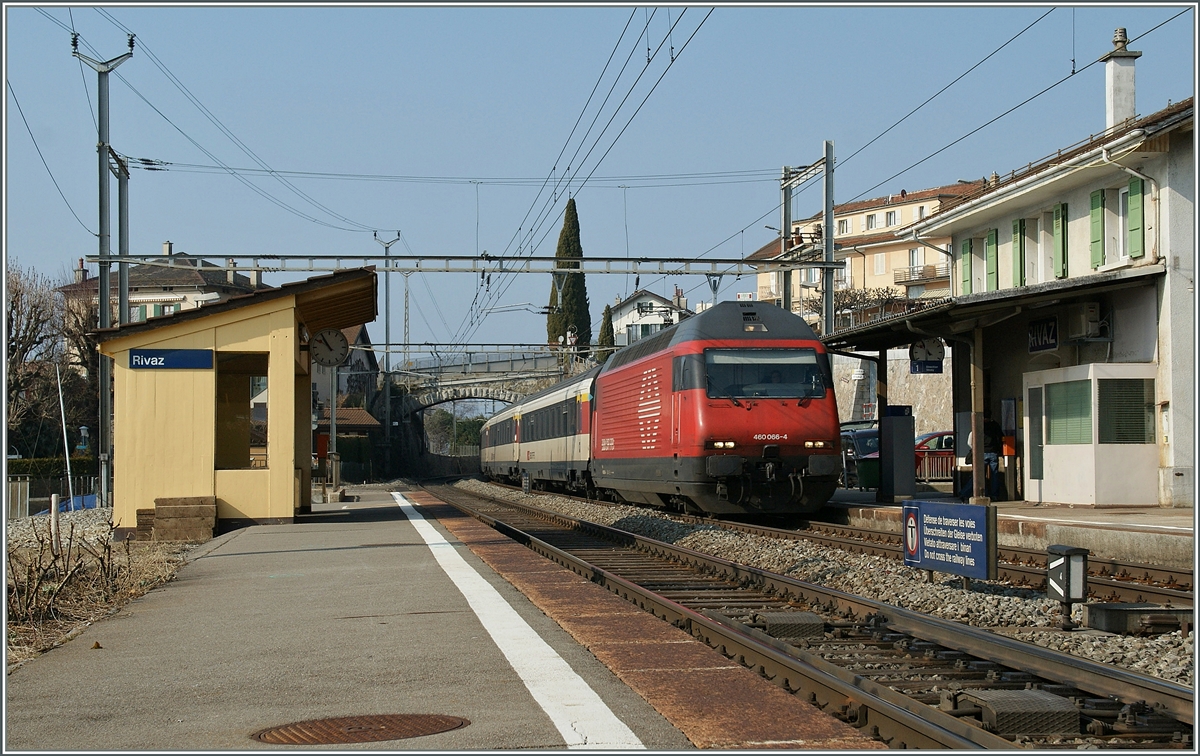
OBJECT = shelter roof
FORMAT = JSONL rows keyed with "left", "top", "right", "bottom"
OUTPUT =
{"left": 316, "top": 407, "right": 381, "bottom": 432}
{"left": 821, "top": 264, "right": 1165, "bottom": 353}
{"left": 93, "top": 267, "right": 377, "bottom": 343}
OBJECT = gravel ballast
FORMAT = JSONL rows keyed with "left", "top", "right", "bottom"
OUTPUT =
{"left": 455, "top": 479, "right": 1193, "bottom": 687}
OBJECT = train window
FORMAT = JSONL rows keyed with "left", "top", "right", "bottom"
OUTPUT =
{"left": 704, "top": 348, "right": 827, "bottom": 399}
{"left": 673, "top": 353, "right": 705, "bottom": 391}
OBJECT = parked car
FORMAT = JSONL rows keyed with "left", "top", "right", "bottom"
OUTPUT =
{"left": 840, "top": 428, "right": 879, "bottom": 488}
{"left": 857, "top": 430, "right": 957, "bottom": 484}
{"left": 914, "top": 431, "right": 955, "bottom": 481}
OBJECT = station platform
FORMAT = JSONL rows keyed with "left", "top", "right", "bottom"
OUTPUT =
{"left": 827, "top": 489, "right": 1195, "bottom": 569}
{"left": 5, "top": 484, "right": 877, "bottom": 751}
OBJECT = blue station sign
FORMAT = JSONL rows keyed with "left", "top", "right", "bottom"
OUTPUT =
{"left": 909, "top": 359, "right": 943, "bottom": 374}
{"left": 902, "top": 500, "right": 996, "bottom": 580}
{"left": 129, "top": 349, "right": 213, "bottom": 370}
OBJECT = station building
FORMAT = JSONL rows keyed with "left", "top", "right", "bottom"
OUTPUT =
{"left": 825, "top": 32, "right": 1193, "bottom": 509}
{"left": 94, "top": 268, "right": 377, "bottom": 539}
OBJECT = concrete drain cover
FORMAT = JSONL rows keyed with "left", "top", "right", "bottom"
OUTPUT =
{"left": 251, "top": 714, "right": 468, "bottom": 744}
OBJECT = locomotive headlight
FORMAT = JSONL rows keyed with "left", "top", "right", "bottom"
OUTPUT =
{"left": 706, "top": 440, "right": 736, "bottom": 449}
{"left": 804, "top": 440, "right": 832, "bottom": 449}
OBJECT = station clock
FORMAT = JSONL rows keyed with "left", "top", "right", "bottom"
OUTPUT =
{"left": 310, "top": 328, "right": 350, "bottom": 367}
{"left": 909, "top": 339, "right": 945, "bottom": 362}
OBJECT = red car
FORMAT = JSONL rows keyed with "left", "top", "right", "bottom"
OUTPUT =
{"left": 858, "top": 430, "right": 956, "bottom": 483}
{"left": 914, "top": 431, "right": 955, "bottom": 480}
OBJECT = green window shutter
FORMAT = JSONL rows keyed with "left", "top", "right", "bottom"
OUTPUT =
{"left": 138, "top": 304, "right": 147, "bottom": 322}
{"left": 1128, "top": 177, "right": 1144, "bottom": 258}
{"left": 152, "top": 304, "right": 162, "bottom": 317}
{"left": 960, "top": 239, "right": 972, "bottom": 295}
{"left": 1012, "top": 219, "right": 1025, "bottom": 287}
{"left": 1089, "top": 190, "right": 1105, "bottom": 269}
{"left": 1052, "top": 203, "right": 1068, "bottom": 278}
{"left": 985, "top": 228, "right": 998, "bottom": 291}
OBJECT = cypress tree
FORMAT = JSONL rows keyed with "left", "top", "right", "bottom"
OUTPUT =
{"left": 596, "top": 304, "right": 615, "bottom": 364}
{"left": 547, "top": 198, "right": 591, "bottom": 353}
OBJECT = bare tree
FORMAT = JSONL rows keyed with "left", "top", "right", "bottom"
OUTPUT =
{"left": 6, "top": 262, "right": 62, "bottom": 448}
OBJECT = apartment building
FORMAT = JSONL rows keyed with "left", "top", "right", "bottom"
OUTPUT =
{"left": 746, "top": 181, "right": 984, "bottom": 327}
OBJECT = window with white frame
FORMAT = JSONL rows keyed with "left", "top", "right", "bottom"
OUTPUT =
{"left": 916, "top": 205, "right": 927, "bottom": 220}
{"left": 908, "top": 247, "right": 924, "bottom": 268}
{"left": 866, "top": 214, "right": 877, "bottom": 230}
{"left": 872, "top": 252, "right": 886, "bottom": 276}
{"left": 837, "top": 219, "right": 848, "bottom": 236}
{"left": 885, "top": 210, "right": 897, "bottom": 226}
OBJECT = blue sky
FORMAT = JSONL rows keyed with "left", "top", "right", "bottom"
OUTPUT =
{"left": 5, "top": 4, "right": 1195, "bottom": 352}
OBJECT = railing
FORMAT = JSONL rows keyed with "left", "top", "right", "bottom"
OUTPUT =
{"left": 8, "top": 475, "right": 100, "bottom": 517}
{"left": 894, "top": 263, "right": 951, "bottom": 285}
{"left": 917, "top": 455, "right": 955, "bottom": 482}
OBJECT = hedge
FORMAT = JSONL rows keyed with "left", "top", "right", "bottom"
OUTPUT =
{"left": 6, "top": 457, "right": 99, "bottom": 478}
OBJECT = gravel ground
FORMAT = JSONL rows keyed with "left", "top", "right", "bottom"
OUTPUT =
{"left": 456, "top": 479, "right": 1194, "bottom": 687}
{"left": 5, "top": 507, "right": 117, "bottom": 551}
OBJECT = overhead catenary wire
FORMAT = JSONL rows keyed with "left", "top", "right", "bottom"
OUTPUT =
{"left": 94, "top": 8, "right": 381, "bottom": 234}
{"left": 455, "top": 9, "right": 713, "bottom": 349}
{"left": 844, "top": 7, "right": 1191, "bottom": 204}
{"left": 448, "top": 8, "right": 710, "bottom": 350}
{"left": 6, "top": 79, "right": 96, "bottom": 237}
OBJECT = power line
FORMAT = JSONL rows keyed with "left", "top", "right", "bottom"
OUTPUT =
{"left": 6, "top": 79, "right": 96, "bottom": 237}
{"left": 838, "top": 7, "right": 1056, "bottom": 170}
{"left": 455, "top": 9, "right": 714, "bottom": 347}
{"left": 845, "top": 8, "right": 1192, "bottom": 204}
{"left": 95, "top": 8, "right": 379, "bottom": 234}
{"left": 125, "top": 159, "right": 777, "bottom": 187}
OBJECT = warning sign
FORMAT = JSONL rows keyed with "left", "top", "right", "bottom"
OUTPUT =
{"left": 902, "top": 501, "right": 996, "bottom": 580}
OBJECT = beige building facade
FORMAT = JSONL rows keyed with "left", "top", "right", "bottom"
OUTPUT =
{"left": 95, "top": 269, "right": 376, "bottom": 538}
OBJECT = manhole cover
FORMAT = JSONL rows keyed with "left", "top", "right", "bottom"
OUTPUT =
{"left": 251, "top": 714, "right": 468, "bottom": 745}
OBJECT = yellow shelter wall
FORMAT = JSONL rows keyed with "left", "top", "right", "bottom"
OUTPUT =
{"left": 106, "top": 300, "right": 305, "bottom": 529}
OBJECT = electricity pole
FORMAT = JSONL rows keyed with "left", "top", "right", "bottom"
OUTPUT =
{"left": 823, "top": 140, "right": 835, "bottom": 337}
{"left": 73, "top": 33, "right": 133, "bottom": 510}
{"left": 374, "top": 231, "right": 400, "bottom": 475}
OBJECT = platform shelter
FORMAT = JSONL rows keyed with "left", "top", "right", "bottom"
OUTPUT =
{"left": 95, "top": 268, "right": 377, "bottom": 539}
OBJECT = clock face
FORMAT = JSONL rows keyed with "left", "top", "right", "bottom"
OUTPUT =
{"left": 909, "top": 339, "right": 945, "bottom": 362}
{"left": 310, "top": 328, "right": 350, "bottom": 366}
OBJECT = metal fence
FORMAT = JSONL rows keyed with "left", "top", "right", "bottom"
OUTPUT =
{"left": 7, "top": 475, "right": 100, "bottom": 518}
{"left": 917, "top": 455, "right": 955, "bottom": 482}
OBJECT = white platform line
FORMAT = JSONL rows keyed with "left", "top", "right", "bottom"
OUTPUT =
{"left": 391, "top": 492, "right": 643, "bottom": 750}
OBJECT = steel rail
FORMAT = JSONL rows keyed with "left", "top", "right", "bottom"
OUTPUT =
{"left": 437, "top": 485, "right": 1194, "bottom": 727}
{"left": 502, "top": 485, "right": 1193, "bottom": 605}
{"left": 431, "top": 486, "right": 1012, "bottom": 749}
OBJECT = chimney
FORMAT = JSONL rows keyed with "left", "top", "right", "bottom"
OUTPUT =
{"left": 162, "top": 240, "right": 173, "bottom": 256}
{"left": 226, "top": 259, "right": 236, "bottom": 284}
{"left": 74, "top": 258, "right": 87, "bottom": 283}
{"left": 1101, "top": 28, "right": 1141, "bottom": 131}
{"left": 249, "top": 268, "right": 261, "bottom": 288}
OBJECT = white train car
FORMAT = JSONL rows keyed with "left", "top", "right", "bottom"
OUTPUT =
{"left": 480, "top": 367, "right": 597, "bottom": 491}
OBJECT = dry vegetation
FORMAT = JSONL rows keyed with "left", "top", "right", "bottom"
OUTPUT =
{"left": 5, "top": 518, "right": 192, "bottom": 669}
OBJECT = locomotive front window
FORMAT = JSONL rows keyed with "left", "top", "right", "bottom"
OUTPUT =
{"left": 704, "top": 348, "right": 826, "bottom": 399}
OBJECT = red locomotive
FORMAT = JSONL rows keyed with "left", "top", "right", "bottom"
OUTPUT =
{"left": 481, "top": 301, "right": 843, "bottom": 515}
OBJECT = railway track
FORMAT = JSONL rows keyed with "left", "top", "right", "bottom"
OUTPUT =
{"left": 426, "top": 484, "right": 1193, "bottom": 750}
{"left": 496, "top": 483, "right": 1193, "bottom": 607}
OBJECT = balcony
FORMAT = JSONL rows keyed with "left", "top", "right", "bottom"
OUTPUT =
{"left": 894, "top": 263, "right": 951, "bottom": 286}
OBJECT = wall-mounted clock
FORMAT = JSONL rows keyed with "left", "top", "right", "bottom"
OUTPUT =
{"left": 310, "top": 328, "right": 350, "bottom": 367}
{"left": 909, "top": 339, "right": 945, "bottom": 362}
